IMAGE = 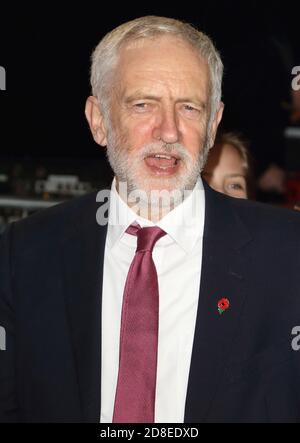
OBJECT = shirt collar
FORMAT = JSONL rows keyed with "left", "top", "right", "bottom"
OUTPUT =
{"left": 157, "top": 178, "right": 205, "bottom": 253}
{"left": 106, "top": 177, "right": 205, "bottom": 253}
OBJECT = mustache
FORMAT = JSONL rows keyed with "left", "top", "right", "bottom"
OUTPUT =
{"left": 139, "top": 142, "right": 191, "bottom": 161}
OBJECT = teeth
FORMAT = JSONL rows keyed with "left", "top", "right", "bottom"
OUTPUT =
{"left": 154, "top": 154, "right": 172, "bottom": 159}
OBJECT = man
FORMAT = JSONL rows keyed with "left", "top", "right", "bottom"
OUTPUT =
{"left": 1, "top": 16, "right": 300, "bottom": 423}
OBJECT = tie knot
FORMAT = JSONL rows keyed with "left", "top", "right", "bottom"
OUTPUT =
{"left": 126, "top": 224, "right": 166, "bottom": 253}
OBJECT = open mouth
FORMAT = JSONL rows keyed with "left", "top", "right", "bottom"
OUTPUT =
{"left": 144, "top": 153, "right": 181, "bottom": 175}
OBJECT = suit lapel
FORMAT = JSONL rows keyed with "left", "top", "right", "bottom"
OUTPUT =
{"left": 61, "top": 193, "right": 107, "bottom": 423}
{"left": 184, "top": 182, "right": 252, "bottom": 422}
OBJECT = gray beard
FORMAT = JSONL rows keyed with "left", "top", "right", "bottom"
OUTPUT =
{"left": 105, "top": 128, "right": 210, "bottom": 210}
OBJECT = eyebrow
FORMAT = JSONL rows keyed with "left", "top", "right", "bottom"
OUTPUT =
{"left": 125, "top": 94, "right": 159, "bottom": 103}
{"left": 124, "top": 93, "right": 207, "bottom": 109}
{"left": 224, "top": 174, "right": 246, "bottom": 179}
{"left": 202, "top": 172, "right": 246, "bottom": 179}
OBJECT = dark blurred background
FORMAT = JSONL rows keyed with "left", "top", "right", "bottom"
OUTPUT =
{"left": 0, "top": 1, "right": 300, "bottom": 230}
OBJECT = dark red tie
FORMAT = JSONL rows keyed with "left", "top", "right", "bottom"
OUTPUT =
{"left": 112, "top": 224, "right": 166, "bottom": 423}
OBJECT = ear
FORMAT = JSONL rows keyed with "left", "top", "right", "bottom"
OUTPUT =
{"left": 85, "top": 96, "right": 108, "bottom": 146}
{"left": 209, "top": 101, "right": 224, "bottom": 147}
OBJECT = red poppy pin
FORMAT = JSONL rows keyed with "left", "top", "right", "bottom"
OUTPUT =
{"left": 218, "top": 298, "right": 230, "bottom": 315}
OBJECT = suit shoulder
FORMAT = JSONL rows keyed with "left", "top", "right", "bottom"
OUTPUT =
{"left": 204, "top": 179, "right": 300, "bottom": 231}
{"left": 229, "top": 195, "right": 300, "bottom": 236}
{"left": 6, "top": 191, "right": 100, "bottom": 255}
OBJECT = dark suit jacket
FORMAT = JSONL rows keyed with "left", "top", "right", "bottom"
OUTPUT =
{"left": 1, "top": 181, "right": 300, "bottom": 423}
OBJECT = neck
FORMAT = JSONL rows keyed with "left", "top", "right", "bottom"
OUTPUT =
{"left": 115, "top": 177, "right": 184, "bottom": 223}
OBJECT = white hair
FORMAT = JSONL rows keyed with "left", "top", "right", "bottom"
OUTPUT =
{"left": 90, "top": 16, "right": 223, "bottom": 127}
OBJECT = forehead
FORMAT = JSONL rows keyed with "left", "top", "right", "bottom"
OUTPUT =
{"left": 216, "top": 144, "right": 245, "bottom": 171}
{"left": 205, "top": 143, "right": 245, "bottom": 175}
{"left": 115, "top": 35, "right": 210, "bottom": 98}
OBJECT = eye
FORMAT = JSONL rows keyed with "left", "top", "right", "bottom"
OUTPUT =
{"left": 224, "top": 178, "right": 247, "bottom": 197}
{"left": 181, "top": 104, "right": 201, "bottom": 118}
{"left": 132, "top": 102, "right": 151, "bottom": 113}
{"left": 228, "top": 183, "right": 244, "bottom": 190}
{"left": 184, "top": 105, "right": 197, "bottom": 111}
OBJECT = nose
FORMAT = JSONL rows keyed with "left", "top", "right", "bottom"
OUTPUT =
{"left": 153, "top": 107, "right": 180, "bottom": 144}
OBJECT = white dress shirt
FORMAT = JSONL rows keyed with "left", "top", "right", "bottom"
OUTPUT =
{"left": 100, "top": 178, "right": 205, "bottom": 423}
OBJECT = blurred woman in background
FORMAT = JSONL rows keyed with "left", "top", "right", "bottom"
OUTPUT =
{"left": 202, "top": 132, "right": 254, "bottom": 199}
